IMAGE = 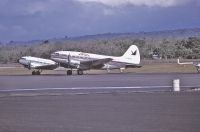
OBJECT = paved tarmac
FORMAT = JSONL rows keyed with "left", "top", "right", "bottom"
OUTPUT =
{"left": 0, "top": 92, "right": 200, "bottom": 132}
{"left": 0, "top": 73, "right": 200, "bottom": 132}
{"left": 0, "top": 73, "right": 200, "bottom": 95}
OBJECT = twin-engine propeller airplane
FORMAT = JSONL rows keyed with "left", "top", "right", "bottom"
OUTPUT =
{"left": 51, "top": 45, "right": 141, "bottom": 75}
{"left": 18, "top": 56, "right": 58, "bottom": 75}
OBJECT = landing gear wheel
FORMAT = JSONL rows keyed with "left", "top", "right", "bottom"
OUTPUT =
{"left": 32, "top": 71, "right": 36, "bottom": 75}
{"left": 77, "top": 69, "right": 83, "bottom": 75}
{"left": 36, "top": 71, "right": 41, "bottom": 75}
{"left": 67, "top": 70, "right": 72, "bottom": 75}
{"left": 32, "top": 71, "right": 41, "bottom": 75}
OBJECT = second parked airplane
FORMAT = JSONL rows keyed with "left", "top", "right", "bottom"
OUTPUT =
{"left": 18, "top": 56, "right": 58, "bottom": 75}
{"left": 51, "top": 45, "right": 141, "bottom": 75}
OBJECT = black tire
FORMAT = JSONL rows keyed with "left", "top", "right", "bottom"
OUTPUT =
{"left": 67, "top": 70, "right": 72, "bottom": 75}
{"left": 32, "top": 71, "right": 36, "bottom": 75}
{"left": 36, "top": 71, "right": 41, "bottom": 75}
{"left": 77, "top": 69, "right": 83, "bottom": 75}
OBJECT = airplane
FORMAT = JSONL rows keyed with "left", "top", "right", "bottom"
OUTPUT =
{"left": 177, "top": 58, "right": 200, "bottom": 73}
{"left": 177, "top": 59, "right": 193, "bottom": 65}
{"left": 51, "top": 45, "right": 141, "bottom": 75}
{"left": 18, "top": 56, "right": 58, "bottom": 75}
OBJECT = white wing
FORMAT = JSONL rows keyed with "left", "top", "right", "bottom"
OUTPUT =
{"left": 79, "top": 58, "right": 113, "bottom": 69}
{"left": 30, "top": 62, "right": 58, "bottom": 70}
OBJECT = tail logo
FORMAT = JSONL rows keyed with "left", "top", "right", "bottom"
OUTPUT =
{"left": 131, "top": 50, "right": 137, "bottom": 55}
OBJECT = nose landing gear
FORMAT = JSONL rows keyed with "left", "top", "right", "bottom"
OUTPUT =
{"left": 66, "top": 69, "right": 83, "bottom": 75}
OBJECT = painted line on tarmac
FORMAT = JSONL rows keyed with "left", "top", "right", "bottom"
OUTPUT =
{"left": 0, "top": 67, "right": 20, "bottom": 69}
{"left": 1, "top": 85, "right": 199, "bottom": 93}
{"left": 0, "top": 86, "right": 172, "bottom": 92}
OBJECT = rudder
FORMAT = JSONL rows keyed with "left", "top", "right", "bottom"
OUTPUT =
{"left": 122, "top": 45, "right": 140, "bottom": 64}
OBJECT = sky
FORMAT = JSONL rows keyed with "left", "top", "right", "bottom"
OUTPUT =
{"left": 0, "top": 0, "right": 200, "bottom": 42}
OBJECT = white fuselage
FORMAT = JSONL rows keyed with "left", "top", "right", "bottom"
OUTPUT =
{"left": 51, "top": 50, "right": 140, "bottom": 70}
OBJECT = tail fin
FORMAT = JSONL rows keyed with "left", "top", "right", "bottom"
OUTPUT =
{"left": 122, "top": 45, "right": 140, "bottom": 64}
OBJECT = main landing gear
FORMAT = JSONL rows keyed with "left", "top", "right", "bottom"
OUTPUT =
{"left": 66, "top": 69, "right": 84, "bottom": 75}
{"left": 67, "top": 70, "right": 72, "bottom": 75}
{"left": 77, "top": 69, "right": 83, "bottom": 75}
{"left": 32, "top": 70, "right": 41, "bottom": 75}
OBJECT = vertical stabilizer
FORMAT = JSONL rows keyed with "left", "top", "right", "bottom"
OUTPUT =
{"left": 122, "top": 45, "right": 140, "bottom": 64}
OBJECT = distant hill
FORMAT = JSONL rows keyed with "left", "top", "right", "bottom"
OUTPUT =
{"left": 4, "top": 27, "right": 200, "bottom": 45}
{"left": 70, "top": 27, "right": 200, "bottom": 41}
{"left": 1, "top": 27, "right": 200, "bottom": 63}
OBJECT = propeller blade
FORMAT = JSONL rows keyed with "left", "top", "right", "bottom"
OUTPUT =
{"left": 67, "top": 54, "right": 71, "bottom": 68}
{"left": 28, "top": 62, "right": 31, "bottom": 70}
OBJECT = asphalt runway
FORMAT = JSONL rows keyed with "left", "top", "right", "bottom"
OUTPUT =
{"left": 0, "top": 92, "right": 200, "bottom": 132}
{"left": 0, "top": 73, "right": 200, "bottom": 95}
{"left": 0, "top": 73, "right": 200, "bottom": 132}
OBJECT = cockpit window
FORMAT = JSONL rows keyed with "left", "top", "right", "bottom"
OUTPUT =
{"left": 52, "top": 53, "right": 59, "bottom": 56}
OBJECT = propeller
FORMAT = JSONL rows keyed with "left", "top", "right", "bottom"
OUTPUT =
{"left": 27, "top": 62, "right": 31, "bottom": 70}
{"left": 67, "top": 54, "right": 71, "bottom": 68}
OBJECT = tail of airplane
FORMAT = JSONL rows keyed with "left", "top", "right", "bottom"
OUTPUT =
{"left": 122, "top": 45, "right": 140, "bottom": 64}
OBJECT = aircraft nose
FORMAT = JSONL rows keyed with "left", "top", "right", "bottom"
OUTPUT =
{"left": 17, "top": 59, "right": 20, "bottom": 63}
{"left": 17, "top": 58, "right": 24, "bottom": 64}
{"left": 50, "top": 54, "right": 54, "bottom": 60}
{"left": 51, "top": 53, "right": 59, "bottom": 60}
{"left": 50, "top": 53, "right": 55, "bottom": 57}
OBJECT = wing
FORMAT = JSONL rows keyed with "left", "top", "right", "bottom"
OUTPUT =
{"left": 80, "top": 58, "right": 113, "bottom": 69}
{"left": 30, "top": 62, "right": 58, "bottom": 70}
